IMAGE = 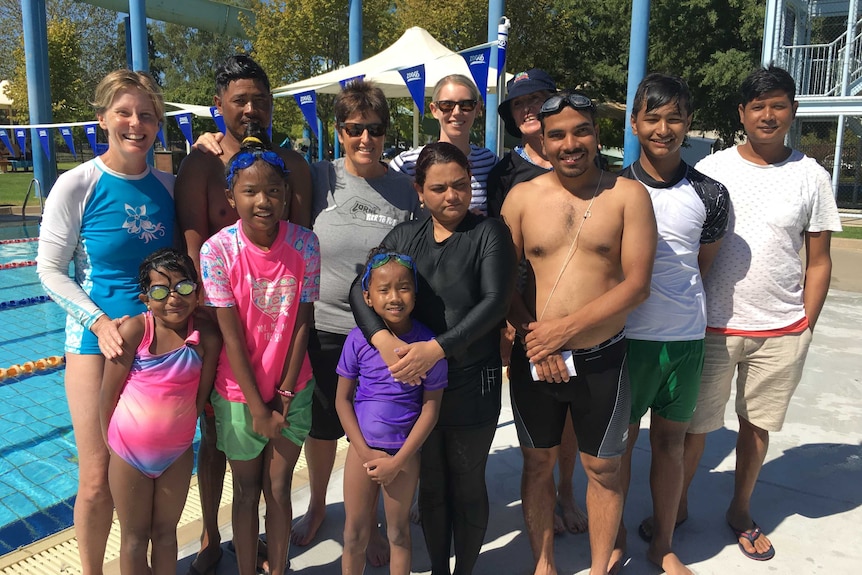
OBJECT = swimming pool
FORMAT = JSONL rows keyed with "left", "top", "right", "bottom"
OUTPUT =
{"left": 0, "top": 223, "right": 203, "bottom": 556}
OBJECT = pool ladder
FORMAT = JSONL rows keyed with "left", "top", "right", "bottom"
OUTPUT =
{"left": 22, "top": 178, "right": 44, "bottom": 221}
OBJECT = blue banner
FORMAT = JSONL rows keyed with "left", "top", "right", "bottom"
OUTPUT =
{"left": 0, "top": 130, "right": 11, "bottom": 156}
{"left": 59, "top": 126, "right": 76, "bottom": 159}
{"left": 156, "top": 125, "right": 166, "bottom": 148}
{"left": 14, "top": 129, "right": 26, "bottom": 159}
{"left": 175, "top": 113, "right": 194, "bottom": 146}
{"left": 339, "top": 75, "right": 365, "bottom": 89}
{"left": 497, "top": 28, "right": 508, "bottom": 79}
{"left": 398, "top": 64, "right": 426, "bottom": 117}
{"left": 209, "top": 106, "right": 226, "bottom": 134}
{"left": 84, "top": 123, "right": 98, "bottom": 150}
{"left": 37, "top": 128, "right": 51, "bottom": 159}
{"left": 293, "top": 91, "right": 319, "bottom": 138}
{"left": 461, "top": 46, "right": 491, "bottom": 103}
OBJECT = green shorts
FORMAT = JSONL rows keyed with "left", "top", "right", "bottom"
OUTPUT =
{"left": 211, "top": 380, "right": 314, "bottom": 461}
{"left": 627, "top": 340, "right": 704, "bottom": 424}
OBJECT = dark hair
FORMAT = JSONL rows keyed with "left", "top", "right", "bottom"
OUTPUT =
{"left": 632, "top": 73, "right": 693, "bottom": 118}
{"left": 414, "top": 141, "right": 471, "bottom": 188}
{"left": 224, "top": 122, "right": 288, "bottom": 190}
{"left": 138, "top": 248, "right": 198, "bottom": 292}
{"left": 215, "top": 54, "right": 271, "bottom": 95}
{"left": 333, "top": 79, "right": 389, "bottom": 128}
{"left": 740, "top": 65, "right": 796, "bottom": 106}
{"left": 538, "top": 90, "right": 597, "bottom": 131}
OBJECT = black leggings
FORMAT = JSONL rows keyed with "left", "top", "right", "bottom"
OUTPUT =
{"left": 419, "top": 422, "right": 497, "bottom": 575}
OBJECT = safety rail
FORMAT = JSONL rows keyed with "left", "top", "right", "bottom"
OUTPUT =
{"left": 22, "top": 178, "right": 43, "bottom": 221}
{"left": 778, "top": 16, "right": 862, "bottom": 97}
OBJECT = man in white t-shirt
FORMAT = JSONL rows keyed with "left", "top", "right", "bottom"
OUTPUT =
{"left": 617, "top": 73, "right": 729, "bottom": 575}
{"left": 686, "top": 65, "right": 842, "bottom": 562}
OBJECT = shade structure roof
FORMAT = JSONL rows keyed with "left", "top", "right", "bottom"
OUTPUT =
{"left": 271, "top": 27, "right": 502, "bottom": 99}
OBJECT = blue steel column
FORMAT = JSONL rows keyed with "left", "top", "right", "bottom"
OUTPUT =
{"left": 622, "top": 0, "right": 650, "bottom": 168}
{"left": 484, "top": 0, "right": 504, "bottom": 151}
{"left": 761, "top": 0, "right": 780, "bottom": 67}
{"left": 22, "top": 0, "right": 57, "bottom": 194}
{"left": 339, "top": 0, "right": 363, "bottom": 160}
{"left": 129, "top": 0, "right": 149, "bottom": 71}
{"left": 124, "top": 16, "right": 133, "bottom": 69}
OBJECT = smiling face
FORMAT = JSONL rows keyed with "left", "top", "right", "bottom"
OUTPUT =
{"left": 363, "top": 260, "right": 416, "bottom": 334}
{"left": 430, "top": 82, "right": 480, "bottom": 144}
{"left": 215, "top": 78, "right": 273, "bottom": 143}
{"left": 226, "top": 160, "right": 287, "bottom": 248}
{"left": 139, "top": 267, "right": 198, "bottom": 328}
{"left": 738, "top": 89, "right": 797, "bottom": 147}
{"left": 415, "top": 160, "right": 472, "bottom": 230}
{"left": 338, "top": 110, "right": 385, "bottom": 174}
{"left": 541, "top": 106, "right": 600, "bottom": 179}
{"left": 631, "top": 100, "right": 692, "bottom": 162}
{"left": 511, "top": 90, "right": 553, "bottom": 139}
{"left": 97, "top": 88, "right": 160, "bottom": 171}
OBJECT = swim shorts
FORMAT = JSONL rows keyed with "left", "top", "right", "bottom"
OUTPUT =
{"left": 627, "top": 339, "right": 704, "bottom": 423}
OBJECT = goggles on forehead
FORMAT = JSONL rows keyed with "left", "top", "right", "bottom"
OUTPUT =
{"left": 147, "top": 280, "right": 197, "bottom": 301}
{"left": 361, "top": 252, "right": 418, "bottom": 291}
{"left": 538, "top": 92, "right": 594, "bottom": 119}
{"left": 434, "top": 99, "right": 478, "bottom": 113}
{"left": 226, "top": 150, "right": 288, "bottom": 188}
{"left": 338, "top": 122, "right": 387, "bottom": 138}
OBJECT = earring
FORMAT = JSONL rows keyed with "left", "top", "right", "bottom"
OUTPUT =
{"left": 420, "top": 202, "right": 425, "bottom": 209}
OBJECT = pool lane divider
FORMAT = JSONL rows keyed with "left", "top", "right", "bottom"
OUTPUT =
{"left": 0, "top": 237, "right": 38, "bottom": 245}
{"left": 0, "top": 260, "right": 36, "bottom": 270}
{"left": 0, "top": 355, "right": 65, "bottom": 382}
{"left": 0, "top": 294, "right": 52, "bottom": 309}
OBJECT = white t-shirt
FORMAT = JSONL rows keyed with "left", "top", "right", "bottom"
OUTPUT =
{"left": 695, "top": 147, "right": 842, "bottom": 330}
{"left": 622, "top": 161, "right": 729, "bottom": 341}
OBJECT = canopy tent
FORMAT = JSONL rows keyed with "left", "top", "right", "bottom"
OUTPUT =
{"left": 271, "top": 27, "right": 502, "bottom": 99}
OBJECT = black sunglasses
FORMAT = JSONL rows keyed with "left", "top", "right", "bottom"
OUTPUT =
{"left": 147, "top": 280, "right": 197, "bottom": 301}
{"left": 434, "top": 99, "right": 478, "bottom": 113}
{"left": 538, "top": 93, "right": 594, "bottom": 118}
{"left": 338, "top": 122, "right": 386, "bottom": 137}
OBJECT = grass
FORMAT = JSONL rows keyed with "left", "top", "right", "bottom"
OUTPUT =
{"left": 835, "top": 226, "right": 862, "bottom": 240}
{"left": 0, "top": 162, "right": 83, "bottom": 205}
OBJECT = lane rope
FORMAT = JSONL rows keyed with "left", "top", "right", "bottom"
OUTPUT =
{"left": 0, "top": 355, "right": 65, "bottom": 382}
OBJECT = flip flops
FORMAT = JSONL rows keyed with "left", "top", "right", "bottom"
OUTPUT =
{"left": 729, "top": 521, "right": 775, "bottom": 561}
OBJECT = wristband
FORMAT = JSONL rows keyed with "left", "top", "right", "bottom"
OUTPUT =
{"left": 276, "top": 388, "right": 296, "bottom": 399}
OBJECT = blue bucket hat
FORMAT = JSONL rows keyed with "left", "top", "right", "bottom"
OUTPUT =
{"left": 498, "top": 69, "right": 557, "bottom": 138}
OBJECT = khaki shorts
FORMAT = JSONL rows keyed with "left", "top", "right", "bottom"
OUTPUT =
{"left": 688, "top": 330, "right": 813, "bottom": 434}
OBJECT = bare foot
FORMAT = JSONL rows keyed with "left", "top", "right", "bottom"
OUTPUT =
{"left": 647, "top": 549, "right": 692, "bottom": 575}
{"left": 409, "top": 499, "right": 421, "bottom": 524}
{"left": 637, "top": 512, "right": 688, "bottom": 542}
{"left": 291, "top": 507, "right": 325, "bottom": 546}
{"left": 257, "top": 539, "right": 270, "bottom": 574}
{"left": 366, "top": 525, "right": 390, "bottom": 567}
{"left": 188, "top": 543, "right": 222, "bottom": 575}
{"left": 608, "top": 525, "right": 626, "bottom": 575}
{"left": 553, "top": 511, "right": 566, "bottom": 535}
{"left": 557, "top": 495, "right": 588, "bottom": 534}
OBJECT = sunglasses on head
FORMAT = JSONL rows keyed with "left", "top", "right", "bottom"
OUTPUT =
{"left": 361, "top": 252, "right": 418, "bottom": 291}
{"left": 227, "top": 150, "right": 287, "bottom": 188}
{"left": 538, "top": 93, "right": 594, "bottom": 117}
{"left": 339, "top": 122, "right": 387, "bottom": 138}
{"left": 147, "top": 280, "right": 197, "bottom": 301}
{"left": 434, "top": 99, "right": 478, "bottom": 113}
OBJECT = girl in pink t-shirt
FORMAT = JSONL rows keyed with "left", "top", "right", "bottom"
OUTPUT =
{"left": 200, "top": 129, "right": 320, "bottom": 575}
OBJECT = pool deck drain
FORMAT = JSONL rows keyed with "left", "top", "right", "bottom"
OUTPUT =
{"left": 0, "top": 438, "right": 349, "bottom": 574}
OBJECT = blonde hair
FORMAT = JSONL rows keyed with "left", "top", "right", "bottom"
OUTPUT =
{"left": 431, "top": 74, "right": 482, "bottom": 109}
{"left": 92, "top": 69, "right": 165, "bottom": 120}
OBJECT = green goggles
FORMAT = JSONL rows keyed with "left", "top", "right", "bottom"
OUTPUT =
{"left": 147, "top": 280, "right": 197, "bottom": 301}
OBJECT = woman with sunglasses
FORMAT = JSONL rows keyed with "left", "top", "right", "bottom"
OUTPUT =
{"left": 292, "top": 79, "right": 422, "bottom": 563}
{"left": 37, "top": 70, "right": 175, "bottom": 574}
{"left": 390, "top": 75, "right": 497, "bottom": 214}
{"left": 351, "top": 142, "right": 516, "bottom": 575}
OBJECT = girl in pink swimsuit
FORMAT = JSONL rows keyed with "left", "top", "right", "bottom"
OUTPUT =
{"left": 100, "top": 248, "right": 221, "bottom": 575}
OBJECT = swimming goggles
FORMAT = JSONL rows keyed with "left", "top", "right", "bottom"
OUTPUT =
{"left": 538, "top": 92, "right": 594, "bottom": 119}
{"left": 361, "top": 252, "right": 418, "bottom": 291}
{"left": 147, "top": 280, "right": 197, "bottom": 301}
{"left": 338, "top": 122, "right": 387, "bottom": 137}
{"left": 434, "top": 99, "right": 478, "bottom": 113}
{"left": 226, "top": 150, "right": 288, "bottom": 188}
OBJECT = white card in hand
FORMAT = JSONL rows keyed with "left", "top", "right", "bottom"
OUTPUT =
{"left": 530, "top": 350, "right": 577, "bottom": 381}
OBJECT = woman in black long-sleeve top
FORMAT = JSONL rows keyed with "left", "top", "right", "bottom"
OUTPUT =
{"left": 350, "top": 142, "right": 516, "bottom": 574}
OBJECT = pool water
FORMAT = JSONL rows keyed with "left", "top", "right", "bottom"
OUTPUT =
{"left": 0, "top": 223, "right": 202, "bottom": 555}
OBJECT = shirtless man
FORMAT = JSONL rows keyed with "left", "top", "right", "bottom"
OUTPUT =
{"left": 501, "top": 91, "right": 656, "bottom": 575}
{"left": 174, "top": 54, "right": 311, "bottom": 575}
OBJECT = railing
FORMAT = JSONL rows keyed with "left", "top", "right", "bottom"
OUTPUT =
{"left": 22, "top": 179, "right": 43, "bottom": 221}
{"left": 778, "top": 16, "right": 862, "bottom": 97}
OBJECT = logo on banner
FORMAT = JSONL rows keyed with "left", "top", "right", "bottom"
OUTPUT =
{"left": 37, "top": 128, "right": 52, "bottom": 159}
{"left": 469, "top": 53, "right": 486, "bottom": 65}
{"left": 398, "top": 65, "right": 426, "bottom": 117}
{"left": 300, "top": 94, "right": 314, "bottom": 105}
{"left": 405, "top": 71, "right": 422, "bottom": 82}
{"left": 293, "top": 90, "right": 319, "bottom": 138}
{"left": 174, "top": 113, "right": 194, "bottom": 146}
{"left": 209, "top": 106, "right": 226, "bottom": 134}
{"left": 460, "top": 47, "right": 490, "bottom": 103}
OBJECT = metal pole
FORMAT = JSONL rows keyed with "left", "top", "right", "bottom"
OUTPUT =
{"left": 124, "top": 16, "right": 133, "bottom": 69}
{"left": 761, "top": 0, "right": 781, "bottom": 67}
{"left": 495, "top": 17, "right": 511, "bottom": 156}
{"left": 484, "top": 0, "right": 504, "bottom": 151}
{"left": 349, "top": 0, "right": 362, "bottom": 64}
{"left": 22, "top": 0, "right": 57, "bottom": 195}
{"left": 830, "top": 0, "right": 858, "bottom": 198}
{"left": 129, "top": 0, "right": 149, "bottom": 72}
{"left": 623, "top": 0, "right": 650, "bottom": 168}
